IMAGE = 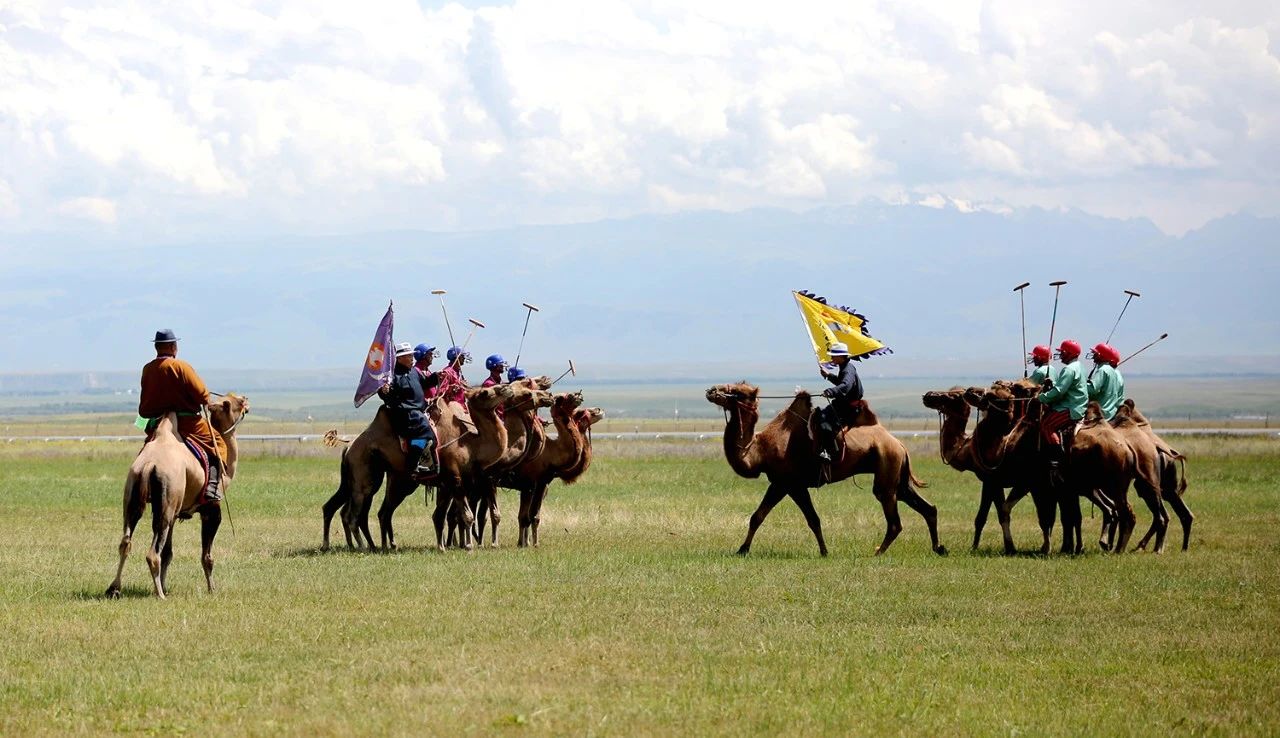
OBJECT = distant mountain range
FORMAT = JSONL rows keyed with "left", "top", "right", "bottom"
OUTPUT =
{"left": 1, "top": 200, "right": 1276, "bottom": 379}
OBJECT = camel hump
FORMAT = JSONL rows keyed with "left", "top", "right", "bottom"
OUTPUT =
{"left": 1082, "top": 401, "right": 1105, "bottom": 425}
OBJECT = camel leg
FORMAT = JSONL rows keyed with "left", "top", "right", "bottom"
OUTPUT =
{"left": 321, "top": 489, "right": 346, "bottom": 551}
{"left": 737, "top": 484, "right": 786, "bottom": 556}
{"left": 1165, "top": 489, "right": 1194, "bottom": 552}
{"left": 106, "top": 477, "right": 145, "bottom": 599}
{"left": 472, "top": 489, "right": 489, "bottom": 547}
{"left": 788, "top": 488, "right": 828, "bottom": 557}
{"left": 872, "top": 489, "right": 903, "bottom": 556}
{"left": 1057, "top": 489, "right": 1081, "bottom": 555}
{"left": 1132, "top": 483, "right": 1168, "bottom": 553}
{"left": 988, "top": 483, "right": 1015, "bottom": 556}
{"left": 455, "top": 491, "right": 476, "bottom": 551}
{"left": 378, "top": 476, "right": 417, "bottom": 551}
{"left": 159, "top": 531, "right": 175, "bottom": 595}
{"left": 431, "top": 490, "right": 450, "bottom": 552}
{"left": 1110, "top": 489, "right": 1138, "bottom": 553}
{"left": 972, "top": 483, "right": 994, "bottom": 551}
{"left": 358, "top": 493, "right": 377, "bottom": 550}
{"left": 529, "top": 484, "right": 550, "bottom": 548}
{"left": 488, "top": 486, "right": 502, "bottom": 548}
{"left": 146, "top": 504, "right": 176, "bottom": 599}
{"left": 517, "top": 488, "right": 533, "bottom": 548}
{"left": 201, "top": 503, "right": 221, "bottom": 593}
{"left": 1028, "top": 487, "right": 1056, "bottom": 555}
{"left": 899, "top": 484, "right": 947, "bottom": 556}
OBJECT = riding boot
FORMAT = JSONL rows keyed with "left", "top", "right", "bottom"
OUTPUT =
{"left": 205, "top": 458, "right": 223, "bottom": 502}
{"left": 416, "top": 438, "right": 437, "bottom": 477}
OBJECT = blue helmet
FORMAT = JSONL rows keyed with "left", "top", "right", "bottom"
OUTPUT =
{"left": 413, "top": 343, "right": 435, "bottom": 362}
{"left": 446, "top": 346, "right": 469, "bottom": 363}
{"left": 507, "top": 366, "right": 527, "bottom": 382}
{"left": 485, "top": 354, "right": 507, "bottom": 371}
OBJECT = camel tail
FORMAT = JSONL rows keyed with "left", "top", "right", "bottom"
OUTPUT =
{"left": 1176, "top": 454, "right": 1188, "bottom": 495}
{"left": 904, "top": 455, "right": 928, "bottom": 490}
{"left": 147, "top": 466, "right": 165, "bottom": 532}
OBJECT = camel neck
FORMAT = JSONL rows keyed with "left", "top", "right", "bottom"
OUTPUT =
{"left": 547, "top": 411, "right": 584, "bottom": 467}
{"left": 937, "top": 406, "right": 971, "bottom": 467}
{"left": 722, "top": 402, "right": 761, "bottom": 478}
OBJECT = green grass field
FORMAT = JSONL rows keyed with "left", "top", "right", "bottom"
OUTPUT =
{"left": 1, "top": 437, "right": 1278, "bottom": 735}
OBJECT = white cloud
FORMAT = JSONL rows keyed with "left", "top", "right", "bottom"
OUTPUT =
{"left": 0, "top": 0, "right": 1275, "bottom": 236}
{"left": 56, "top": 196, "right": 117, "bottom": 224}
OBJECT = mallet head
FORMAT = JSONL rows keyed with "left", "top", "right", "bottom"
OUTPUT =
{"left": 468, "top": 318, "right": 485, "bottom": 328}
{"left": 522, "top": 303, "right": 540, "bottom": 312}
{"left": 1013, "top": 282, "right": 1031, "bottom": 292}
{"left": 1049, "top": 280, "right": 1067, "bottom": 287}
{"left": 431, "top": 289, "right": 447, "bottom": 295}
{"left": 568, "top": 359, "right": 576, "bottom": 377}
{"left": 1124, "top": 290, "right": 1141, "bottom": 297}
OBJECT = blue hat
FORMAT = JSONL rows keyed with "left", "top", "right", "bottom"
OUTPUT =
{"left": 413, "top": 343, "right": 435, "bottom": 361}
{"left": 446, "top": 346, "right": 469, "bottom": 363}
{"left": 507, "top": 366, "right": 527, "bottom": 382}
{"left": 485, "top": 354, "right": 507, "bottom": 371}
{"left": 152, "top": 329, "right": 179, "bottom": 343}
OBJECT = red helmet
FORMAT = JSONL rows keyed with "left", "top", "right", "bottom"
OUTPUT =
{"left": 1056, "top": 340, "right": 1081, "bottom": 360}
{"left": 1103, "top": 344, "right": 1121, "bottom": 367}
{"left": 1089, "top": 342, "right": 1109, "bottom": 363}
{"left": 1027, "top": 345, "right": 1051, "bottom": 364}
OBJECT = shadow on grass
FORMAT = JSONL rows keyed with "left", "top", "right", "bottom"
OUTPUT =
{"left": 276, "top": 544, "right": 451, "bottom": 558}
{"left": 967, "top": 546, "right": 1108, "bottom": 559}
{"left": 73, "top": 584, "right": 154, "bottom": 600}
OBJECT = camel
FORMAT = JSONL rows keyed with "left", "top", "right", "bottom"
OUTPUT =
{"left": 495, "top": 394, "right": 603, "bottom": 547}
{"left": 321, "top": 383, "right": 515, "bottom": 551}
{"left": 517, "top": 404, "right": 606, "bottom": 547}
{"left": 922, "top": 386, "right": 1054, "bottom": 554}
{"left": 471, "top": 377, "right": 555, "bottom": 547}
{"left": 1111, "top": 399, "right": 1193, "bottom": 551}
{"left": 106, "top": 394, "right": 250, "bottom": 599}
{"left": 705, "top": 382, "right": 946, "bottom": 557}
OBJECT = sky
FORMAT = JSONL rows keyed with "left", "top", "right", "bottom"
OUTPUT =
{"left": 2, "top": 0, "right": 1278, "bottom": 238}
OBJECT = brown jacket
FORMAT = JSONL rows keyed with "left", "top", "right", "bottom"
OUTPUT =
{"left": 139, "top": 356, "right": 226, "bottom": 465}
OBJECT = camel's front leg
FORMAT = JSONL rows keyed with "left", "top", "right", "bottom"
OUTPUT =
{"left": 737, "top": 484, "right": 785, "bottom": 555}
{"left": 872, "top": 488, "right": 903, "bottom": 556}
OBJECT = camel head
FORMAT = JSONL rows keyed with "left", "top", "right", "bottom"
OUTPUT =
{"left": 705, "top": 382, "right": 759, "bottom": 409}
{"left": 467, "top": 384, "right": 513, "bottom": 410}
{"left": 1115, "top": 398, "right": 1150, "bottom": 426}
{"left": 512, "top": 375, "right": 553, "bottom": 392}
{"left": 208, "top": 393, "right": 250, "bottom": 433}
{"left": 574, "top": 406, "right": 605, "bottom": 430}
{"left": 504, "top": 384, "right": 554, "bottom": 413}
{"left": 922, "top": 387, "right": 969, "bottom": 414}
{"left": 551, "top": 391, "right": 586, "bottom": 419}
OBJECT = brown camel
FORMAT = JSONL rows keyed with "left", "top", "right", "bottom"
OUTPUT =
{"left": 1111, "top": 399, "right": 1193, "bottom": 551}
{"left": 515, "top": 404, "right": 605, "bottom": 548}
{"left": 922, "top": 386, "right": 1054, "bottom": 554}
{"left": 322, "top": 384, "right": 515, "bottom": 551}
{"left": 106, "top": 394, "right": 250, "bottom": 599}
{"left": 497, "top": 394, "right": 603, "bottom": 547}
{"left": 471, "top": 377, "right": 555, "bottom": 547}
{"left": 705, "top": 382, "right": 945, "bottom": 557}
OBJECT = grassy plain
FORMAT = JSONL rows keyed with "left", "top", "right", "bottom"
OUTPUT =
{"left": 1, "top": 436, "right": 1278, "bottom": 736}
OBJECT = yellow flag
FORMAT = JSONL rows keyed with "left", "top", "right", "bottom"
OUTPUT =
{"left": 793, "top": 290, "right": 890, "bottom": 362}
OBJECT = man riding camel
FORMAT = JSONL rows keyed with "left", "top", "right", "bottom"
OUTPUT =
{"left": 815, "top": 341, "right": 864, "bottom": 462}
{"left": 1036, "top": 339, "right": 1088, "bottom": 470}
{"left": 1027, "top": 344, "right": 1054, "bottom": 385}
{"left": 439, "top": 347, "right": 470, "bottom": 408}
{"left": 378, "top": 342, "right": 440, "bottom": 478}
{"left": 482, "top": 354, "right": 508, "bottom": 388}
{"left": 138, "top": 329, "right": 227, "bottom": 503}
{"left": 1087, "top": 343, "right": 1125, "bottom": 421}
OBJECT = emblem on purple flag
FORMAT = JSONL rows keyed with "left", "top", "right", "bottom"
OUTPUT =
{"left": 354, "top": 302, "right": 394, "bottom": 408}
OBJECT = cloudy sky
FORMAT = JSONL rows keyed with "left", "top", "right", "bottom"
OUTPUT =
{"left": 1, "top": 0, "right": 1277, "bottom": 238}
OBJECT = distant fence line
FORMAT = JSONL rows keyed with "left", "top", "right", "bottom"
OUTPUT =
{"left": 5, "top": 429, "right": 1278, "bottom": 444}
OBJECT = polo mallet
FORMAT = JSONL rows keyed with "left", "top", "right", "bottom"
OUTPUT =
{"left": 1014, "top": 282, "right": 1031, "bottom": 377}
{"left": 550, "top": 359, "right": 576, "bottom": 386}
{"left": 514, "top": 302, "right": 540, "bottom": 368}
{"left": 431, "top": 289, "right": 456, "bottom": 347}
{"left": 460, "top": 318, "right": 485, "bottom": 352}
{"left": 1047, "top": 280, "right": 1068, "bottom": 348}
{"left": 1118, "top": 333, "right": 1168, "bottom": 367}
{"left": 1105, "top": 289, "right": 1141, "bottom": 344}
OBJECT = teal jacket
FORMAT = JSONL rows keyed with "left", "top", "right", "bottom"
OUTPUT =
{"left": 1028, "top": 364, "right": 1056, "bottom": 386}
{"left": 1037, "top": 359, "right": 1088, "bottom": 420}
{"left": 1088, "top": 363, "right": 1125, "bottom": 420}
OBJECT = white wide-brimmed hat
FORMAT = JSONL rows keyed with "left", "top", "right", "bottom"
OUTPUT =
{"left": 393, "top": 342, "right": 415, "bottom": 357}
{"left": 827, "top": 342, "right": 851, "bottom": 357}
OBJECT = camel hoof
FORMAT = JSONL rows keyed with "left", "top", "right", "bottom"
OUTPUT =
{"left": 105, "top": 587, "right": 121, "bottom": 600}
{"left": 1002, "top": 546, "right": 1016, "bottom": 556}
{"left": 935, "top": 545, "right": 949, "bottom": 557}
{"left": 872, "top": 546, "right": 884, "bottom": 556}
{"left": 735, "top": 547, "right": 750, "bottom": 556}
{"left": 819, "top": 548, "right": 829, "bottom": 557}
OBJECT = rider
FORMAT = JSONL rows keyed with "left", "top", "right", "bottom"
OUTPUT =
{"left": 138, "top": 329, "right": 227, "bottom": 502}
{"left": 1087, "top": 343, "right": 1125, "bottom": 421}
{"left": 506, "top": 366, "right": 527, "bottom": 383}
{"left": 815, "top": 342, "right": 864, "bottom": 462}
{"left": 439, "top": 346, "right": 470, "bottom": 407}
{"left": 378, "top": 342, "right": 439, "bottom": 477}
{"left": 1027, "top": 345, "right": 1054, "bottom": 385}
{"left": 413, "top": 343, "right": 439, "bottom": 398}
{"left": 1036, "top": 339, "right": 1088, "bottom": 459}
{"left": 482, "top": 354, "right": 508, "bottom": 388}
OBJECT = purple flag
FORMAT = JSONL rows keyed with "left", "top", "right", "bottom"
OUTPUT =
{"left": 354, "top": 302, "right": 394, "bottom": 408}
